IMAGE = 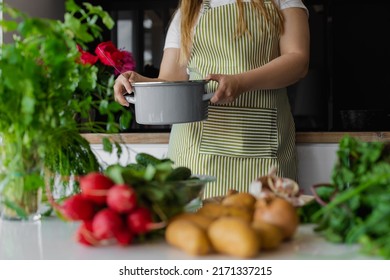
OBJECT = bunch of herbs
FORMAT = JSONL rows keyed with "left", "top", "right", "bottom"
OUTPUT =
{"left": 0, "top": 0, "right": 131, "bottom": 219}
{"left": 300, "top": 135, "right": 390, "bottom": 259}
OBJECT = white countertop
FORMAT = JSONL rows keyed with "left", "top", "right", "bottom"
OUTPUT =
{"left": 0, "top": 217, "right": 380, "bottom": 260}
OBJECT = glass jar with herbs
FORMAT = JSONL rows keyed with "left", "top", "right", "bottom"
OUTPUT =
{"left": 0, "top": 0, "right": 132, "bottom": 220}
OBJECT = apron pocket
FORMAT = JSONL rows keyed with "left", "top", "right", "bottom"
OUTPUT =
{"left": 199, "top": 106, "right": 278, "bottom": 158}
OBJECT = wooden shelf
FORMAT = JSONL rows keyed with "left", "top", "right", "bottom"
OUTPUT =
{"left": 82, "top": 131, "right": 390, "bottom": 145}
{"left": 295, "top": 132, "right": 390, "bottom": 143}
{"left": 82, "top": 133, "right": 170, "bottom": 144}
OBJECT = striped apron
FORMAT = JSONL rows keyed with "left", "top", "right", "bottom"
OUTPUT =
{"left": 168, "top": 0, "right": 297, "bottom": 198}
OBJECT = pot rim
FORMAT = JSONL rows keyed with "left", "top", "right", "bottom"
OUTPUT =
{"left": 133, "top": 80, "right": 208, "bottom": 87}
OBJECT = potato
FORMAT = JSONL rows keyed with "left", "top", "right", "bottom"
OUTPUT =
{"left": 197, "top": 203, "right": 228, "bottom": 220}
{"left": 225, "top": 206, "right": 253, "bottom": 223}
{"left": 165, "top": 219, "right": 212, "bottom": 255}
{"left": 169, "top": 212, "right": 214, "bottom": 230}
{"left": 252, "top": 220, "right": 283, "bottom": 250}
{"left": 222, "top": 192, "right": 257, "bottom": 210}
{"left": 202, "top": 196, "right": 224, "bottom": 205}
{"left": 208, "top": 217, "right": 260, "bottom": 258}
{"left": 198, "top": 202, "right": 253, "bottom": 223}
{"left": 226, "top": 189, "right": 239, "bottom": 196}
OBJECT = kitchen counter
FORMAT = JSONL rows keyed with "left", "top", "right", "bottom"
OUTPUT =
{"left": 2, "top": 132, "right": 374, "bottom": 261}
{"left": 0, "top": 217, "right": 380, "bottom": 260}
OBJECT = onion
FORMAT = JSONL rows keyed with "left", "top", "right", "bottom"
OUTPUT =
{"left": 253, "top": 197, "right": 299, "bottom": 240}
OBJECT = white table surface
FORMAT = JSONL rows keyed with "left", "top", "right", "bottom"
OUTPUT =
{"left": 0, "top": 217, "right": 381, "bottom": 260}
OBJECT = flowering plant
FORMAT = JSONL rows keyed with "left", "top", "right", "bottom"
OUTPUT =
{"left": 75, "top": 41, "right": 135, "bottom": 129}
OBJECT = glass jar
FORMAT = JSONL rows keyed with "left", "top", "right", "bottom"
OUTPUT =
{"left": 0, "top": 167, "right": 44, "bottom": 221}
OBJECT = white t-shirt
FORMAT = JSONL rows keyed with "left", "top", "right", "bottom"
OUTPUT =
{"left": 164, "top": 0, "right": 308, "bottom": 49}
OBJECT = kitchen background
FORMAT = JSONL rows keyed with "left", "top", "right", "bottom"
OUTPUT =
{"left": 2, "top": 0, "right": 390, "bottom": 192}
{"left": 3, "top": 0, "right": 390, "bottom": 133}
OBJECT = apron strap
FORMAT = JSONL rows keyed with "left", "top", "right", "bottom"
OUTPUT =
{"left": 202, "top": 0, "right": 211, "bottom": 13}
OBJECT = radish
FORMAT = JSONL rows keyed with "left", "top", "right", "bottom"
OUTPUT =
{"left": 92, "top": 208, "right": 124, "bottom": 240}
{"left": 114, "top": 229, "right": 134, "bottom": 246}
{"left": 106, "top": 184, "right": 137, "bottom": 213}
{"left": 79, "top": 172, "right": 115, "bottom": 205}
{"left": 76, "top": 221, "right": 100, "bottom": 246}
{"left": 126, "top": 207, "right": 153, "bottom": 235}
{"left": 61, "top": 194, "right": 96, "bottom": 221}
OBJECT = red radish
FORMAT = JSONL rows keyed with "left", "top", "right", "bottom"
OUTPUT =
{"left": 114, "top": 229, "right": 134, "bottom": 246}
{"left": 79, "top": 172, "right": 115, "bottom": 205}
{"left": 76, "top": 221, "right": 100, "bottom": 246}
{"left": 106, "top": 184, "right": 137, "bottom": 213}
{"left": 126, "top": 207, "right": 153, "bottom": 235}
{"left": 92, "top": 208, "right": 124, "bottom": 240}
{"left": 61, "top": 194, "right": 95, "bottom": 221}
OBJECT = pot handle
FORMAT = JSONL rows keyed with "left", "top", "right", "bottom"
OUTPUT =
{"left": 124, "top": 94, "right": 135, "bottom": 104}
{"left": 203, "top": 92, "right": 214, "bottom": 101}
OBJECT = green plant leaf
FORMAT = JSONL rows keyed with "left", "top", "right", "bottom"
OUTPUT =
{"left": 102, "top": 137, "right": 113, "bottom": 153}
{"left": 0, "top": 20, "right": 18, "bottom": 31}
{"left": 83, "top": 3, "right": 115, "bottom": 29}
{"left": 119, "top": 112, "right": 132, "bottom": 130}
{"left": 98, "top": 99, "right": 109, "bottom": 114}
{"left": 115, "top": 142, "right": 123, "bottom": 159}
{"left": 3, "top": 200, "right": 28, "bottom": 220}
{"left": 65, "top": 0, "right": 81, "bottom": 13}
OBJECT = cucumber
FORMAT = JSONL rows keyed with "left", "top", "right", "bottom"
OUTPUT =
{"left": 125, "top": 163, "right": 145, "bottom": 171}
{"left": 135, "top": 153, "right": 162, "bottom": 167}
{"left": 161, "top": 158, "right": 174, "bottom": 164}
{"left": 166, "top": 166, "right": 192, "bottom": 181}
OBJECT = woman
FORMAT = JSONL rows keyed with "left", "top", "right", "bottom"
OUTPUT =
{"left": 114, "top": 0, "right": 310, "bottom": 198}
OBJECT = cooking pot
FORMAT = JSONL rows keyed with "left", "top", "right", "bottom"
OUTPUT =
{"left": 125, "top": 80, "right": 214, "bottom": 125}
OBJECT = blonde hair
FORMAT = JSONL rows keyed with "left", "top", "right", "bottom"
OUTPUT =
{"left": 177, "top": 0, "right": 284, "bottom": 65}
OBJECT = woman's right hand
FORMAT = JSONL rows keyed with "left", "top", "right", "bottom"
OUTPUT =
{"left": 113, "top": 71, "right": 146, "bottom": 107}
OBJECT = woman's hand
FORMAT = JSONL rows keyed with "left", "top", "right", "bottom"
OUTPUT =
{"left": 206, "top": 74, "right": 244, "bottom": 104}
{"left": 113, "top": 71, "right": 149, "bottom": 107}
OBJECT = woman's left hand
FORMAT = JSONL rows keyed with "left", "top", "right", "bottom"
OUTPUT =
{"left": 206, "top": 74, "right": 243, "bottom": 104}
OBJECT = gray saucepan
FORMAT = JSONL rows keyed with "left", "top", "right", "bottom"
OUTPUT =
{"left": 125, "top": 80, "right": 214, "bottom": 125}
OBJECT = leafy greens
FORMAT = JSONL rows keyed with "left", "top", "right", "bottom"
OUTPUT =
{"left": 302, "top": 135, "right": 390, "bottom": 259}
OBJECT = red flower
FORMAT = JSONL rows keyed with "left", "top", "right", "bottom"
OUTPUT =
{"left": 115, "top": 50, "right": 136, "bottom": 75}
{"left": 77, "top": 41, "right": 136, "bottom": 74}
{"left": 77, "top": 45, "right": 98, "bottom": 65}
{"left": 95, "top": 41, "right": 121, "bottom": 67}
{"left": 95, "top": 41, "right": 136, "bottom": 75}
